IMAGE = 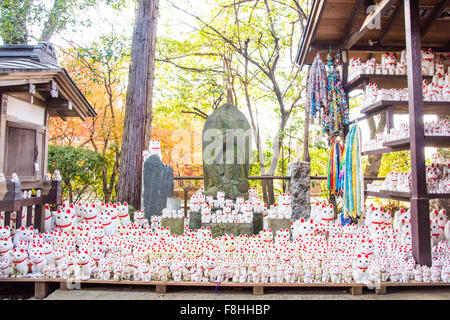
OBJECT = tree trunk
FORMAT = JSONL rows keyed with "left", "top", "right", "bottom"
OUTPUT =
{"left": 363, "top": 113, "right": 386, "bottom": 189}
{"left": 67, "top": 180, "right": 73, "bottom": 204}
{"left": 117, "top": 0, "right": 159, "bottom": 209}
{"left": 39, "top": 0, "right": 68, "bottom": 42}
{"left": 143, "top": 0, "right": 160, "bottom": 147}
{"left": 302, "top": 103, "right": 311, "bottom": 162}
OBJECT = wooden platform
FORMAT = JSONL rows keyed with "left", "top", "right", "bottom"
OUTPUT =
{"left": 0, "top": 278, "right": 448, "bottom": 299}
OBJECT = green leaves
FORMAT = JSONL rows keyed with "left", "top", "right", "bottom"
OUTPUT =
{"left": 48, "top": 145, "right": 106, "bottom": 202}
{"left": 0, "top": 0, "right": 127, "bottom": 44}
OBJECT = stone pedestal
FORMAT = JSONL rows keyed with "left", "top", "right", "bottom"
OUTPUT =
{"left": 253, "top": 211, "right": 264, "bottom": 235}
{"left": 142, "top": 155, "right": 174, "bottom": 220}
{"left": 201, "top": 222, "right": 253, "bottom": 238}
{"left": 167, "top": 197, "right": 181, "bottom": 210}
{"left": 188, "top": 210, "right": 202, "bottom": 230}
{"left": 161, "top": 217, "right": 184, "bottom": 235}
{"left": 290, "top": 161, "right": 311, "bottom": 219}
{"left": 268, "top": 218, "right": 292, "bottom": 238}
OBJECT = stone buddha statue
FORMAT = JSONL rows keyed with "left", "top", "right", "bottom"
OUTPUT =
{"left": 202, "top": 103, "right": 252, "bottom": 199}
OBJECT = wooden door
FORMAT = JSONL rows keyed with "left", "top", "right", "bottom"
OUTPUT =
{"left": 5, "top": 124, "right": 37, "bottom": 179}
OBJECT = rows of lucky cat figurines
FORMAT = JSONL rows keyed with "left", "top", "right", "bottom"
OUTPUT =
{"left": 363, "top": 79, "right": 450, "bottom": 108}
{"left": 0, "top": 201, "right": 449, "bottom": 285}
{"left": 366, "top": 172, "right": 411, "bottom": 193}
{"left": 191, "top": 188, "right": 292, "bottom": 227}
{"left": 362, "top": 120, "right": 450, "bottom": 153}
{"left": 349, "top": 50, "right": 450, "bottom": 80}
{"left": 302, "top": 202, "right": 450, "bottom": 248}
{"left": 0, "top": 201, "right": 142, "bottom": 232}
{"left": 366, "top": 161, "right": 449, "bottom": 194}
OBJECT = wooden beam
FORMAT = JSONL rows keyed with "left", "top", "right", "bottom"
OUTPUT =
{"left": 404, "top": 0, "right": 431, "bottom": 266}
{"left": 295, "top": 0, "right": 328, "bottom": 67}
{"left": 6, "top": 92, "right": 46, "bottom": 108}
{"left": 35, "top": 81, "right": 58, "bottom": 98}
{"left": 47, "top": 100, "right": 72, "bottom": 111}
{"left": 340, "top": 0, "right": 366, "bottom": 44}
{"left": 0, "top": 83, "right": 35, "bottom": 94}
{"left": 350, "top": 45, "right": 450, "bottom": 52}
{"left": 379, "top": 1, "right": 403, "bottom": 45}
{"left": 343, "top": 0, "right": 397, "bottom": 50}
{"left": 311, "top": 43, "right": 450, "bottom": 52}
{"left": 421, "top": 0, "right": 449, "bottom": 37}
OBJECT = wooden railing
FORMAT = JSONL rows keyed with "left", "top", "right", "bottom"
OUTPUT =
{"left": 0, "top": 180, "right": 62, "bottom": 231}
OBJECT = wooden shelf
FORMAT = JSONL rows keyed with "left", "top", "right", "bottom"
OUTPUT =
{"left": 384, "top": 136, "right": 450, "bottom": 149}
{"left": 363, "top": 136, "right": 450, "bottom": 155}
{"left": 345, "top": 74, "right": 432, "bottom": 92}
{"left": 383, "top": 137, "right": 411, "bottom": 148}
{"left": 365, "top": 190, "right": 450, "bottom": 201}
{"left": 362, "top": 145, "right": 409, "bottom": 156}
{"left": 365, "top": 190, "right": 412, "bottom": 201}
{"left": 360, "top": 100, "right": 450, "bottom": 116}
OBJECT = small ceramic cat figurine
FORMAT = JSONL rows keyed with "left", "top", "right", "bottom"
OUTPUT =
{"left": 42, "top": 241, "right": 55, "bottom": 265}
{"left": 133, "top": 210, "right": 145, "bottom": 227}
{"left": 100, "top": 211, "right": 115, "bottom": 236}
{"left": 57, "top": 260, "right": 70, "bottom": 279}
{"left": 148, "top": 139, "right": 162, "bottom": 161}
{"left": 422, "top": 48, "right": 435, "bottom": 76}
{"left": 278, "top": 193, "right": 292, "bottom": 219}
{"left": 292, "top": 218, "right": 315, "bottom": 239}
{"left": 319, "top": 204, "right": 335, "bottom": 225}
{"left": 13, "top": 226, "right": 34, "bottom": 247}
{"left": 441, "top": 264, "right": 450, "bottom": 282}
{"left": 118, "top": 202, "right": 131, "bottom": 226}
{"left": 30, "top": 251, "right": 47, "bottom": 277}
{"left": 0, "top": 257, "right": 12, "bottom": 278}
{"left": 53, "top": 209, "right": 73, "bottom": 231}
{"left": 352, "top": 254, "right": 371, "bottom": 285}
{"left": 201, "top": 205, "right": 212, "bottom": 223}
{"left": 11, "top": 248, "right": 28, "bottom": 277}
{"left": 384, "top": 53, "right": 397, "bottom": 75}
{"left": 75, "top": 250, "right": 92, "bottom": 280}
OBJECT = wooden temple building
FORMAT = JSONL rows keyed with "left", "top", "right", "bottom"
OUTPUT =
{"left": 0, "top": 43, "right": 96, "bottom": 231}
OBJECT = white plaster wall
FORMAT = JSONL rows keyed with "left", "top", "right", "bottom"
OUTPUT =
{"left": 6, "top": 95, "right": 46, "bottom": 126}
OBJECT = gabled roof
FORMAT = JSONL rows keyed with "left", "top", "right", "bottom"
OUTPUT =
{"left": 0, "top": 43, "right": 96, "bottom": 120}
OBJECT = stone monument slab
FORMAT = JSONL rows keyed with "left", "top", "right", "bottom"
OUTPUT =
{"left": 290, "top": 161, "right": 311, "bottom": 219}
{"left": 142, "top": 155, "right": 174, "bottom": 220}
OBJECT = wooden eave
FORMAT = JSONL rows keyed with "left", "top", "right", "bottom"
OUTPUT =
{"left": 296, "top": 0, "right": 450, "bottom": 68}
{"left": 0, "top": 64, "right": 96, "bottom": 120}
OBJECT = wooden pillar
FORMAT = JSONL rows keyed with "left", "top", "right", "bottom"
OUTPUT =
{"left": 4, "top": 211, "right": 10, "bottom": 228}
{"left": 34, "top": 282, "right": 56, "bottom": 299}
{"left": 183, "top": 186, "right": 188, "bottom": 217}
{"left": 155, "top": 284, "right": 166, "bottom": 294}
{"left": 15, "top": 208, "right": 22, "bottom": 229}
{"left": 404, "top": 0, "right": 431, "bottom": 266}
{"left": 349, "top": 285, "right": 362, "bottom": 295}
{"left": 34, "top": 204, "right": 43, "bottom": 232}
{"left": 26, "top": 206, "right": 33, "bottom": 227}
{"left": 253, "top": 285, "right": 264, "bottom": 295}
